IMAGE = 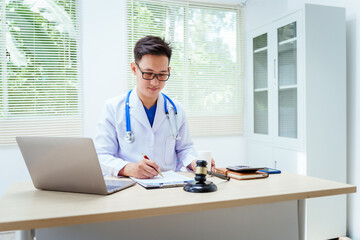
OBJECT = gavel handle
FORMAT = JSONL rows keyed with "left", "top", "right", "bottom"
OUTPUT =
{"left": 208, "top": 171, "right": 230, "bottom": 181}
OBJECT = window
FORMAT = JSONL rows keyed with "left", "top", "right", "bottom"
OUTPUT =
{"left": 0, "top": 0, "right": 81, "bottom": 145}
{"left": 127, "top": 0, "right": 244, "bottom": 136}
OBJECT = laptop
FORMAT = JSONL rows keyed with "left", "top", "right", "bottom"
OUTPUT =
{"left": 16, "top": 136, "right": 135, "bottom": 195}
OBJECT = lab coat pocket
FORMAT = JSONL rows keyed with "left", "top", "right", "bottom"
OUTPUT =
{"left": 164, "top": 137, "right": 176, "bottom": 165}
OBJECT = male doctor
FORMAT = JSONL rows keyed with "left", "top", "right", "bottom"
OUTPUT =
{"left": 95, "top": 36, "right": 215, "bottom": 178}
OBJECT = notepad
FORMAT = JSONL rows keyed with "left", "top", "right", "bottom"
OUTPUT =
{"left": 130, "top": 171, "right": 194, "bottom": 189}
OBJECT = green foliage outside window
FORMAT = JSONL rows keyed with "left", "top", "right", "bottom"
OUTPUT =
{"left": 0, "top": 0, "right": 79, "bottom": 118}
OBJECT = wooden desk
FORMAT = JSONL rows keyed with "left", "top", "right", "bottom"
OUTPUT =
{"left": 0, "top": 172, "right": 356, "bottom": 240}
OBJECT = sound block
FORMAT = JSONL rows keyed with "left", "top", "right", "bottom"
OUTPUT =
{"left": 183, "top": 181, "right": 217, "bottom": 193}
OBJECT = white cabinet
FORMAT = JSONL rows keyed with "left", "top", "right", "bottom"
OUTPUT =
{"left": 246, "top": 4, "right": 346, "bottom": 240}
{"left": 249, "top": 8, "right": 303, "bottom": 150}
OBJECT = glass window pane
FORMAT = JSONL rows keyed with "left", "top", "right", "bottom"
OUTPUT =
{"left": 254, "top": 91, "right": 268, "bottom": 134}
{"left": 186, "top": 7, "right": 240, "bottom": 115}
{"left": 278, "top": 41, "right": 297, "bottom": 86}
{"left": 0, "top": 0, "right": 81, "bottom": 145}
{"left": 253, "top": 33, "right": 267, "bottom": 50}
{"left": 278, "top": 22, "right": 297, "bottom": 139}
{"left": 279, "top": 88, "right": 297, "bottom": 138}
{"left": 4, "top": 0, "right": 79, "bottom": 117}
{"left": 253, "top": 33, "right": 268, "bottom": 135}
{"left": 278, "top": 22, "right": 296, "bottom": 42}
{"left": 254, "top": 51, "right": 268, "bottom": 89}
{"left": 127, "top": 0, "right": 244, "bottom": 136}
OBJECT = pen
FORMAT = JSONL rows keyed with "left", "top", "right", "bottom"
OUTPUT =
{"left": 142, "top": 153, "right": 164, "bottom": 177}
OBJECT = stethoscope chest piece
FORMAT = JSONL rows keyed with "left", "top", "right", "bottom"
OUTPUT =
{"left": 125, "top": 131, "right": 134, "bottom": 143}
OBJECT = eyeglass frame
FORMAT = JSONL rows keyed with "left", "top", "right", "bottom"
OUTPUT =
{"left": 135, "top": 62, "right": 170, "bottom": 81}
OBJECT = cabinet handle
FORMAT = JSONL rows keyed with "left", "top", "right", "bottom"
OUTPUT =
{"left": 273, "top": 59, "right": 277, "bottom": 82}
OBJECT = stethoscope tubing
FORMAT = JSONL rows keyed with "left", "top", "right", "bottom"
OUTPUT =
{"left": 125, "top": 89, "right": 133, "bottom": 132}
{"left": 162, "top": 93, "right": 177, "bottom": 115}
{"left": 125, "top": 90, "right": 179, "bottom": 143}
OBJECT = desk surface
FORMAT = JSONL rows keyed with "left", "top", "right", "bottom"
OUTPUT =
{"left": 0, "top": 172, "right": 356, "bottom": 231}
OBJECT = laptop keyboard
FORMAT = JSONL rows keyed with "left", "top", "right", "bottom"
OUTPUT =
{"left": 106, "top": 184, "right": 121, "bottom": 192}
{"left": 105, "top": 180, "right": 129, "bottom": 192}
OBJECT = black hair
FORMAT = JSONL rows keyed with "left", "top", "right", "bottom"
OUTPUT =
{"left": 133, "top": 36, "right": 172, "bottom": 63}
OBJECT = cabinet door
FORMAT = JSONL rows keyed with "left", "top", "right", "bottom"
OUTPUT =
{"left": 253, "top": 33, "right": 269, "bottom": 135}
{"left": 277, "top": 22, "right": 298, "bottom": 139}
{"left": 273, "top": 12, "right": 303, "bottom": 149}
{"left": 248, "top": 27, "right": 272, "bottom": 142}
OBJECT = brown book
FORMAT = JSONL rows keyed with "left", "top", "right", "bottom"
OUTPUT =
{"left": 215, "top": 168, "right": 269, "bottom": 180}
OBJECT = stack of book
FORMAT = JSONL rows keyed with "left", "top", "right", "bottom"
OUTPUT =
{"left": 214, "top": 168, "right": 269, "bottom": 180}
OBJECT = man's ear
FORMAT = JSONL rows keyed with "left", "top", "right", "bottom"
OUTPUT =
{"left": 130, "top": 62, "right": 137, "bottom": 75}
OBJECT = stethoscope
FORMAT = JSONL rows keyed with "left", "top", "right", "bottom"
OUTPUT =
{"left": 124, "top": 89, "right": 181, "bottom": 143}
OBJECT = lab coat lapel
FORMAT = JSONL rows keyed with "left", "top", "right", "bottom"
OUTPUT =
{"left": 152, "top": 93, "right": 167, "bottom": 133}
{"left": 129, "top": 88, "right": 151, "bottom": 129}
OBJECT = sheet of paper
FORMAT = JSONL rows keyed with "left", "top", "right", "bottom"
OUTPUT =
{"left": 130, "top": 171, "right": 193, "bottom": 186}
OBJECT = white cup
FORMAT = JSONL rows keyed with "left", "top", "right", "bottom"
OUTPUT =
{"left": 197, "top": 150, "right": 212, "bottom": 171}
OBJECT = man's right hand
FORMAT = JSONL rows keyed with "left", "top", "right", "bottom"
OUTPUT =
{"left": 118, "top": 158, "right": 160, "bottom": 179}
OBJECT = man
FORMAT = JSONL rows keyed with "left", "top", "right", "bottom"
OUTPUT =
{"left": 95, "top": 35, "right": 215, "bottom": 178}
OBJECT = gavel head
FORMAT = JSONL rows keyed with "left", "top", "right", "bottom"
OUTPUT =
{"left": 183, "top": 159, "right": 217, "bottom": 193}
{"left": 194, "top": 160, "right": 208, "bottom": 183}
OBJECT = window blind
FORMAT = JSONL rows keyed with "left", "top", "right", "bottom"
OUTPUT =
{"left": 0, "top": 0, "right": 81, "bottom": 145}
{"left": 127, "top": 0, "right": 244, "bottom": 136}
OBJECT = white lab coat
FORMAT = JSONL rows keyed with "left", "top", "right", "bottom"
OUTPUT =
{"left": 94, "top": 87, "right": 197, "bottom": 176}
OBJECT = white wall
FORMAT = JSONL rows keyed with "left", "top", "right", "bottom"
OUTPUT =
{"left": 245, "top": 0, "right": 360, "bottom": 239}
{"left": 81, "top": 0, "right": 128, "bottom": 139}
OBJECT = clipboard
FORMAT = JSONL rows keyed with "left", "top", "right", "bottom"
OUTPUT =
{"left": 130, "top": 171, "right": 194, "bottom": 189}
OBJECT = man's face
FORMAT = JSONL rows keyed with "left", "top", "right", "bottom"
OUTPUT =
{"left": 131, "top": 54, "right": 170, "bottom": 104}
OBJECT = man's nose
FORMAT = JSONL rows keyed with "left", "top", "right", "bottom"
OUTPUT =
{"left": 149, "top": 77, "right": 159, "bottom": 85}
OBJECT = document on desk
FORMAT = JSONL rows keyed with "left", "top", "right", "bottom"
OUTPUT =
{"left": 130, "top": 171, "right": 194, "bottom": 189}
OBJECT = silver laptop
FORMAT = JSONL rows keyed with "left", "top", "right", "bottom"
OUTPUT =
{"left": 16, "top": 136, "right": 135, "bottom": 195}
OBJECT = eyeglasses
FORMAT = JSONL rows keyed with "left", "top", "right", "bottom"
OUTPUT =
{"left": 135, "top": 62, "right": 170, "bottom": 81}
